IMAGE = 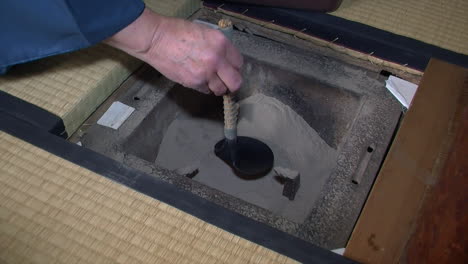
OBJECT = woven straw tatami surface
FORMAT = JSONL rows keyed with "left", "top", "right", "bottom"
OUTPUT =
{"left": 0, "top": 45, "right": 140, "bottom": 136}
{"left": 0, "top": 131, "right": 297, "bottom": 264}
{"left": 0, "top": 0, "right": 201, "bottom": 137}
{"left": 145, "top": 0, "right": 201, "bottom": 17}
{"left": 332, "top": 0, "right": 468, "bottom": 55}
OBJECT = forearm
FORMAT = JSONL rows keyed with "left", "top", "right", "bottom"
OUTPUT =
{"left": 104, "top": 8, "right": 162, "bottom": 60}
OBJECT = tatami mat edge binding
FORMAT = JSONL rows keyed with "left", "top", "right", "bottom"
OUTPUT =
{"left": 0, "top": 131, "right": 299, "bottom": 264}
{"left": 0, "top": 0, "right": 201, "bottom": 137}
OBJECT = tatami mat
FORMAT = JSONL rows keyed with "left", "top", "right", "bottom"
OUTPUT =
{"left": 0, "top": 0, "right": 201, "bottom": 137}
{"left": 0, "top": 45, "right": 140, "bottom": 136}
{"left": 0, "top": 131, "right": 296, "bottom": 264}
{"left": 145, "top": 0, "right": 200, "bottom": 17}
{"left": 332, "top": 0, "right": 468, "bottom": 55}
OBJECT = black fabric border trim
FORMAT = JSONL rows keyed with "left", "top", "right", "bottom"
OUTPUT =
{"left": 0, "top": 90, "right": 67, "bottom": 138}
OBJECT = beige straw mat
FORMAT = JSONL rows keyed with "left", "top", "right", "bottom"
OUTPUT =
{"left": 332, "top": 0, "right": 468, "bottom": 55}
{"left": 0, "top": 45, "right": 140, "bottom": 136}
{"left": 0, "top": 131, "right": 297, "bottom": 264}
{"left": 0, "top": 0, "right": 201, "bottom": 137}
{"left": 145, "top": 0, "right": 201, "bottom": 18}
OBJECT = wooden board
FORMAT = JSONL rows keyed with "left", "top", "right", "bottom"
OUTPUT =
{"left": 344, "top": 59, "right": 468, "bottom": 263}
{"left": 404, "top": 79, "right": 468, "bottom": 263}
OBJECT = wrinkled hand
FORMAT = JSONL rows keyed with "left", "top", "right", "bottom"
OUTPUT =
{"left": 105, "top": 9, "right": 243, "bottom": 95}
{"left": 147, "top": 18, "right": 243, "bottom": 95}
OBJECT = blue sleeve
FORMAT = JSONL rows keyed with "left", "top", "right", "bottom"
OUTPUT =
{"left": 0, "top": 0, "right": 145, "bottom": 73}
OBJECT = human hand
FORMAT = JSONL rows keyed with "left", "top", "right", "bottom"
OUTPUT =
{"left": 105, "top": 8, "right": 243, "bottom": 95}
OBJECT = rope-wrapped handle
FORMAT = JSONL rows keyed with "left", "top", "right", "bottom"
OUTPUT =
{"left": 223, "top": 93, "right": 239, "bottom": 129}
{"left": 218, "top": 19, "right": 238, "bottom": 140}
{"left": 218, "top": 18, "right": 232, "bottom": 29}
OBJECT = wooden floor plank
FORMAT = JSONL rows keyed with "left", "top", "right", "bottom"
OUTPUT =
{"left": 344, "top": 60, "right": 468, "bottom": 263}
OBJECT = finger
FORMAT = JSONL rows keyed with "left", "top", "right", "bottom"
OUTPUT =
{"left": 196, "top": 84, "right": 211, "bottom": 94}
{"left": 217, "top": 60, "right": 242, "bottom": 93}
{"left": 195, "top": 83, "right": 211, "bottom": 94}
{"left": 208, "top": 74, "right": 228, "bottom": 96}
{"left": 179, "top": 77, "right": 211, "bottom": 94}
{"left": 225, "top": 41, "right": 243, "bottom": 70}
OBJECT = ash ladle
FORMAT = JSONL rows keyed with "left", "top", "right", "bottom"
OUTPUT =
{"left": 214, "top": 19, "right": 274, "bottom": 178}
